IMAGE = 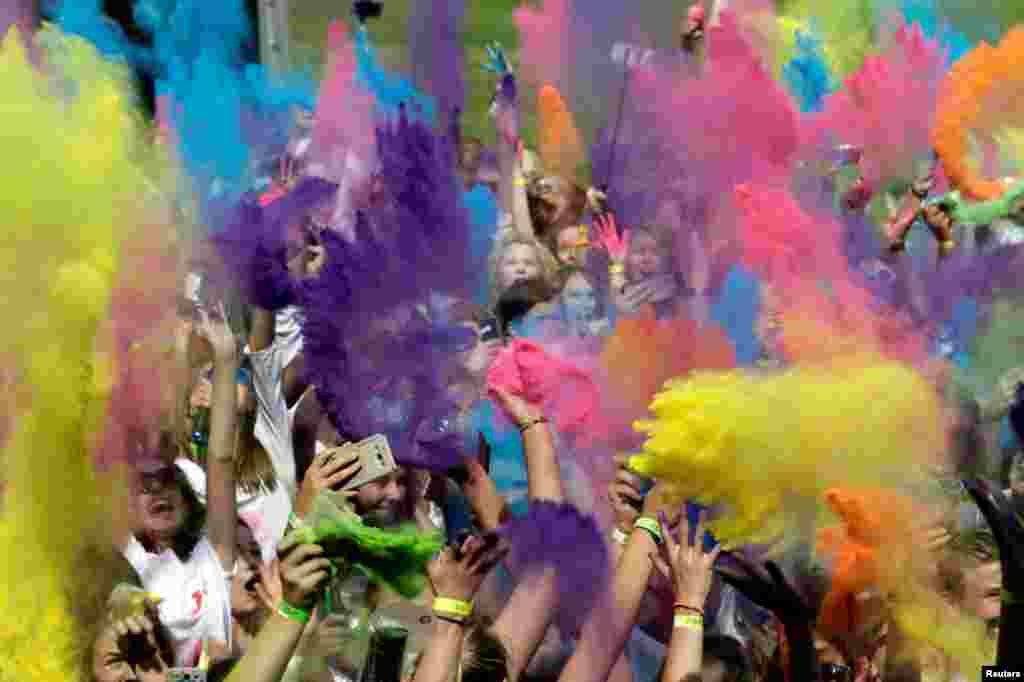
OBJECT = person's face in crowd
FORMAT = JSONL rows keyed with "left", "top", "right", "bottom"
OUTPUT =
{"left": 230, "top": 522, "right": 266, "bottom": 617}
{"left": 556, "top": 226, "right": 586, "bottom": 266}
{"left": 132, "top": 459, "right": 187, "bottom": 542}
{"left": 922, "top": 203, "right": 953, "bottom": 234}
{"left": 92, "top": 628, "right": 166, "bottom": 682}
{"left": 561, "top": 272, "right": 598, "bottom": 323}
{"left": 352, "top": 467, "right": 410, "bottom": 528}
{"left": 960, "top": 558, "right": 1002, "bottom": 622}
{"left": 498, "top": 243, "right": 541, "bottom": 291}
{"left": 534, "top": 179, "right": 575, "bottom": 228}
{"left": 627, "top": 231, "right": 668, "bottom": 280}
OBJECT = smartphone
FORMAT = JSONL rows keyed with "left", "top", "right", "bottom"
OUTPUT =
{"left": 340, "top": 434, "right": 398, "bottom": 491}
{"left": 479, "top": 317, "right": 501, "bottom": 343}
{"left": 167, "top": 669, "right": 206, "bottom": 682}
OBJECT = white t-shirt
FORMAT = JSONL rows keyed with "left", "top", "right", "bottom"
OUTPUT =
{"left": 185, "top": 314, "right": 304, "bottom": 563}
{"left": 241, "top": 316, "right": 304, "bottom": 562}
{"left": 123, "top": 535, "right": 233, "bottom": 667}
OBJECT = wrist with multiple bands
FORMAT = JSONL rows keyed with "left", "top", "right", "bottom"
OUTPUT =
{"left": 633, "top": 517, "right": 663, "bottom": 545}
{"left": 433, "top": 597, "right": 473, "bottom": 624}
{"left": 277, "top": 599, "right": 312, "bottom": 625}
{"left": 518, "top": 416, "right": 548, "bottom": 433}
{"left": 674, "top": 603, "right": 704, "bottom": 616}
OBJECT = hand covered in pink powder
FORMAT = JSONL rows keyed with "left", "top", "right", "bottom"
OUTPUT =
{"left": 593, "top": 213, "right": 629, "bottom": 263}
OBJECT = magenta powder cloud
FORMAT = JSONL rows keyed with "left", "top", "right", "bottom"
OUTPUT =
{"left": 814, "top": 21, "right": 947, "bottom": 187}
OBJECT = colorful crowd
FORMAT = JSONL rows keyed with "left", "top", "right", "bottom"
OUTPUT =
{"left": 1, "top": 1, "right": 1023, "bottom": 681}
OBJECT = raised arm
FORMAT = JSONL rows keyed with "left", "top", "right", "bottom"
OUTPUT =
{"left": 558, "top": 487, "right": 681, "bottom": 682}
{"left": 655, "top": 512, "right": 721, "bottom": 682}
{"left": 415, "top": 534, "right": 508, "bottom": 682}
{"left": 486, "top": 388, "right": 564, "bottom": 682}
{"left": 226, "top": 536, "right": 333, "bottom": 682}
{"left": 194, "top": 303, "right": 240, "bottom": 571}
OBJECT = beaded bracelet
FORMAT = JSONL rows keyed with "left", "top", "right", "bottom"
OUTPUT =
{"left": 518, "top": 416, "right": 548, "bottom": 433}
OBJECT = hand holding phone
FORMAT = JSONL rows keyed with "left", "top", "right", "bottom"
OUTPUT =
{"left": 341, "top": 434, "right": 398, "bottom": 491}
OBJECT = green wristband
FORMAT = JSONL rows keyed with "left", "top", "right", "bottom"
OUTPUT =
{"left": 633, "top": 517, "right": 663, "bottom": 545}
{"left": 277, "top": 599, "right": 312, "bottom": 625}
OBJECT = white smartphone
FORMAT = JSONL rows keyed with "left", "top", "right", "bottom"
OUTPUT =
{"left": 338, "top": 434, "right": 398, "bottom": 490}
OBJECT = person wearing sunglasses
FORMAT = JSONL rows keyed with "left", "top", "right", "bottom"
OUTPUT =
{"left": 122, "top": 306, "right": 242, "bottom": 667}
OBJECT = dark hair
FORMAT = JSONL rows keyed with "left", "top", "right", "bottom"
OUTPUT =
{"left": 461, "top": 620, "right": 510, "bottom": 682}
{"left": 704, "top": 634, "right": 751, "bottom": 681}
{"left": 207, "top": 656, "right": 240, "bottom": 682}
{"left": 135, "top": 455, "right": 206, "bottom": 562}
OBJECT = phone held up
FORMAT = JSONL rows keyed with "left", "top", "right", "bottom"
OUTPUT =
{"left": 326, "top": 434, "right": 399, "bottom": 491}
{"left": 167, "top": 669, "right": 206, "bottom": 682}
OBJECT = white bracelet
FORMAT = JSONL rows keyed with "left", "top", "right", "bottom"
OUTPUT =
{"left": 611, "top": 527, "right": 630, "bottom": 546}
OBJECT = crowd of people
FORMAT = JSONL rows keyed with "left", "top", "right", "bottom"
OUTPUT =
{"left": 2, "top": 1, "right": 1024, "bottom": 681}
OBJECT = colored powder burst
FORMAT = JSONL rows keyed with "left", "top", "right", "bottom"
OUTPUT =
{"left": 599, "top": 316, "right": 736, "bottom": 420}
{"left": 353, "top": 26, "right": 435, "bottom": 121}
{"left": 311, "top": 21, "right": 374, "bottom": 169}
{"left": 898, "top": 0, "right": 973, "bottom": 64}
{"left": 815, "top": 21, "right": 947, "bottom": 188}
{"left": 627, "top": 360, "right": 945, "bottom": 549}
{"left": 514, "top": 0, "right": 571, "bottom": 97}
{"left": 777, "top": 0, "right": 878, "bottom": 78}
{"left": 537, "top": 84, "right": 584, "bottom": 181}
{"left": 734, "top": 184, "right": 931, "bottom": 367}
{"left": 932, "top": 27, "right": 1024, "bottom": 200}
{"left": 464, "top": 185, "right": 499, "bottom": 305}
{"left": 0, "top": 27, "right": 167, "bottom": 680}
{"left": 783, "top": 29, "right": 834, "bottom": 113}
{"left": 611, "top": 10, "right": 800, "bottom": 242}
{"left": 817, "top": 488, "right": 992, "bottom": 672}
{"left": 407, "top": 0, "right": 465, "bottom": 119}
{"left": 968, "top": 298, "right": 1024, "bottom": 402}
{"left": 52, "top": 0, "right": 314, "bottom": 204}
{"left": 710, "top": 266, "right": 763, "bottom": 367}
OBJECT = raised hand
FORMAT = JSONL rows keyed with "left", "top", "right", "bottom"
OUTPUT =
{"left": 482, "top": 42, "right": 513, "bottom": 76}
{"left": 277, "top": 536, "right": 333, "bottom": 609}
{"left": 593, "top": 213, "right": 629, "bottom": 263}
{"left": 607, "top": 455, "right": 646, "bottom": 533}
{"left": 428, "top": 533, "right": 508, "bottom": 602}
{"left": 294, "top": 447, "right": 362, "bottom": 519}
{"left": 193, "top": 302, "right": 237, "bottom": 362}
{"left": 653, "top": 510, "right": 722, "bottom": 608}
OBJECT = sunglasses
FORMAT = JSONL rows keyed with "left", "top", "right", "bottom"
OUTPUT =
{"left": 821, "top": 663, "right": 852, "bottom": 682}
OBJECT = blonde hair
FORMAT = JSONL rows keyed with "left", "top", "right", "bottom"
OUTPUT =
{"left": 487, "top": 228, "right": 561, "bottom": 305}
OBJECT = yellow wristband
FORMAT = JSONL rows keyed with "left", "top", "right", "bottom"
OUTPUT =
{"left": 609, "top": 263, "right": 625, "bottom": 275}
{"left": 633, "top": 517, "right": 663, "bottom": 545}
{"left": 433, "top": 597, "right": 473, "bottom": 620}
{"left": 674, "top": 613, "right": 704, "bottom": 631}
